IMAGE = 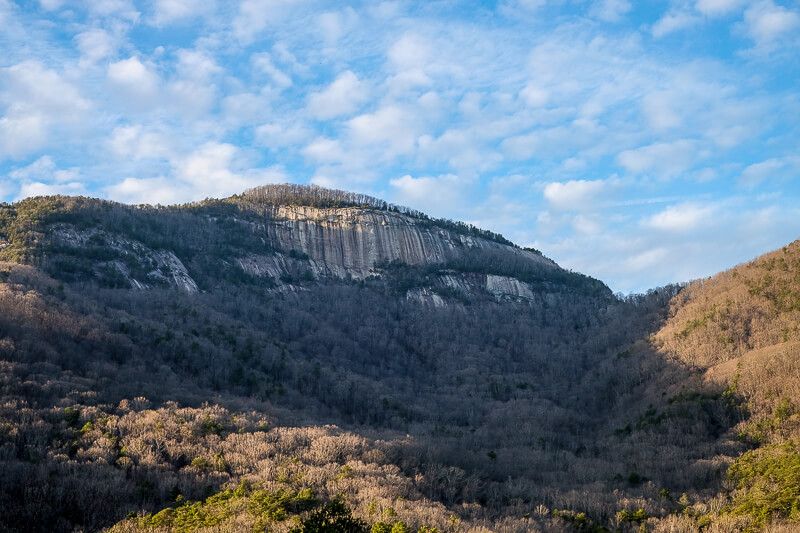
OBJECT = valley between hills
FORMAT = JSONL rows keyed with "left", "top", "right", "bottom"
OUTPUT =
{"left": 0, "top": 184, "right": 798, "bottom": 532}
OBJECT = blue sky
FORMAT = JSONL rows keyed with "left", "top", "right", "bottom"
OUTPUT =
{"left": 1, "top": 0, "right": 799, "bottom": 292}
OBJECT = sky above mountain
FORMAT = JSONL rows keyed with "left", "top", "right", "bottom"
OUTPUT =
{"left": 1, "top": 0, "right": 798, "bottom": 292}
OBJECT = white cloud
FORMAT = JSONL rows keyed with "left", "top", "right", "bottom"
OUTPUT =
{"left": 38, "top": 0, "right": 63, "bottom": 10}
{"left": 233, "top": 0, "right": 298, "bottom": 43}
{"left": 105, "top": 177, "right": 186, "bottom": 205}
{"left": 543, "top": 179, "right": 609, "bottom": 210}
{"left": 347, "top": 105, "right": 421, "bottom": 157}
{"left": 75, "top": 28, "right": 116, "bottom": 65}
{"left": 302, "top": 137, "right": 345, "bottom": 163}
{"left": 221, "top": 92, "right": 274, "bottom": 127}
{"left": 572, "top": 214, "right": 603, "bottom": 235}
{"left": 306, "top": 71, "right": 368, "bottom": 120}
{"left": 107, "top": 57, "right": 160, "bottom": 109}
{"left": 624, "top": 247, "right": 669, "bottom": 271}
{"left": 108, "top": 125, "right": 172, "bottom": 160}
{"left": 590, "top": 0, "right": 631, "bottom": 22}
{"left": 519, "top": 83, "right": 549, "bottom": 107}
{"left": 302, "top": 137, "right": 344, "bottom": 163}
{"left": 17, "top": 181, "right": 85, "bottom": 199}
{"left": 387, "top": 33, "right": 433, "bottom": 89}
{"left": 175, "top": 49, "right": 221, "bottom": 80}
{"left": 617, "top": 140, "right": 698, "bottom": 178}
{"left": 2, "top": 61, "right": 90, "bottom": 114}
{"left": 166, "top": 79, "right": 216, "bottom": 117}
{"left": 743, "top": 1, "right": 800, "bottom": 47}
{"left": 105, "top": 143, "right": 287, "bottom": 204}
{"left": 695, "top": 0, "right": 745, "bottom": 16}
{"left": 0, "top": 115, "right": 47, "bottom": 159}
{"left": 87, "top": 0, "right": 140, "bottom": 21}
{"left": 8, "top": 156, "right": 85, "bottom": 200}
{"left": 739, "top": 157, "right": 797, "bottom": 187}
{"left": 151, "top": 0, "right": 211, "bottom": 25}
{"left": 255, "top": 121, "right": 311, "bottom": 148}
{"left": 645, "top": 203, "right": 715, "bottom": 232}
{"left": 251, "top": 53, "right": 292, "bottom": 88}
{"left": 9, "top": 155, "right": 77, "bottom": 182}
{"left": 0, "top": 61, "right": 90, "bottom": 159}
{"left": 652, "top": 11, "right": 700, "bottom": 38}
{"left": 316, "top": 8, "right": 358, "bottom": 47}
{"left": 389, "top": 174, "right": 464, "bottom": 216}
{"left": 175, "top": 142, "right": 285, "bottom": 198}
{"left": 641, "top": 91, "right": 682, "bottom": 130}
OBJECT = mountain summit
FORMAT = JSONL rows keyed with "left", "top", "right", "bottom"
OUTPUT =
{"left": 0, "top": 184, "right": 609, "bottom": 301}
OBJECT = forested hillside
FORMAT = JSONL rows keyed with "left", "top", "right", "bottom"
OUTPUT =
{"left": 0, "top": 186, "right": 797, "bottom": 532}
{"left": 653, "top": 240, "right": 800, "bottom": 530}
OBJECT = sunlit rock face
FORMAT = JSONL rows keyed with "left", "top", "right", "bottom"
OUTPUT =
{"left": 259, "top": 205, "right": 555, "bottom": 280}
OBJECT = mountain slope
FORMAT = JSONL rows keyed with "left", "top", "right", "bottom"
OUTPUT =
{"left": 652, "top": 240, "right": 800, "bottom": 530}
{"left": 0, "top": 185, "right": 794, "bottom": 532}
{"left": 655, "top": 239, "right": 800, "bottom": 368}
{"left": 0, "top": 184, "right": 608, "bottom": 302}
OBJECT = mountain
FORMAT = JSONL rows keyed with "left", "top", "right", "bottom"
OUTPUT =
{"left": 0, "top": 184, "right": 607, "bottom": 300}
{"left": 0, "top": 184, "right": 796, "bottom": 532}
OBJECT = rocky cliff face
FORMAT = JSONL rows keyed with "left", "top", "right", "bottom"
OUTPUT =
{"left": 0, "top": 185, "right": 609, "bottom": 302}
{"left": 247, "top": 204, "right": 556, "bottom": 279}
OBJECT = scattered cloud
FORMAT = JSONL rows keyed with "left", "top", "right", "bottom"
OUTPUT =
{"left": 104, "top": 176, "right": 182, "bottom": 205}
{"left": 233, "top": 0, "right": 298, "bottom": 43}
{"left": 107, "top": 57, "right": 161, "bottom": 109}
{"left": 743, "top": 1, "right": 800, "bottom": 48}
{"left": 695, "top": 0, "right": 745, "bottom": 17}
{"left": 17, "top": 181, "right": 85, "bottom": 199}
{"left": 389, "top": 173, "right": 465, "bottom": 217}
{"left": 590, "top": 0, "right": 631, "bottom": 22}
{"left": 543, "top": 179, "right": 613, "bottom": 211}
{"left": 0, "top": 1, "right": 797, "bottom": 291}
{"left": 75, "top": 28, "right": 117, "bottom": 66}
{"left": 251, "top": 52, "right": 293, "bottom": 88}
{"left": 652, "top": 10, "right": 700, "bottom": 38}
{"left": 739, "top": 157, "right": 798, "bottom": 187}
{"left": 8, "top": 155, "right": 85, "bottom": 200}
{"left": 645, "top": 202, "right": 716, "bottom": 232}
{"left": 0, "top": 61, "right": 90, "bottom": 159}
{"left": 150, "top": 0, "right": 212, "bottom": 26}
{"left": 617, "top": 140, "right": 699, "bottom": 178}
{"left": 306, "top": 71, "right": 368, "bottom": 120}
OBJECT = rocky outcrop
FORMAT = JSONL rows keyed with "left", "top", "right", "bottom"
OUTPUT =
{"left": 486, "top": 275, "right": 535, "bottom": 300}
{"left": 251, "top": 205, "right": 555, "bottom": 280}
{"left": 50, "top": 225, "right": 198, "bottom": 293}
{"left": 406, "top": 288, "right": 446, "bottom": 308}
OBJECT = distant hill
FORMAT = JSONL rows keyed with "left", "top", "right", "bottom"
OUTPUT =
{"left": 653, "top": 240, "right": 800, "bottom": 530}
{"left": 655, "top": 239, "right": 800, "bottom": 368}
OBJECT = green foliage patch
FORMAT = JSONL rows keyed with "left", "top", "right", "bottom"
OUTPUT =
{"left": 726, "top": 441, "right": 800, "bottom": 527}
{"left": 136, "top": 483, "right": 321, "bottom": 532}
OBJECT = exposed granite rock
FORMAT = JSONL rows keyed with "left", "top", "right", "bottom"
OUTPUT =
{"left": 486, "top": 275, "right": 535, "bottom": 300}
{"left": 406, "top": 288, "right": 446, "bottom": 308}
{"left": 50, "top": 225, "right": 198, "bottom": 293}
{"left": 255, "top": 205, "right": 555, "bottom": 280}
